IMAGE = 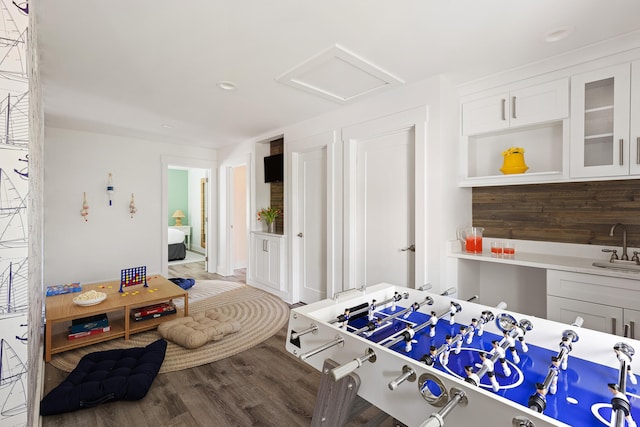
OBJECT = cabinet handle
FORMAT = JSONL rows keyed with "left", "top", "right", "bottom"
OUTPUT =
{"left": 501, "top": 99, "right": 506, "bottom": 121}
{"left": 511, "top": 96, "right": 516, "bottom": 119}
{"left": 620, "top": 139, "right": 624, "bottom": 165}
{"left": 624, "top": 323, "right": 630, "bottom": 338}
{"left": 263, "top": 240, "right": 269, "bottom": 252}
{"left": 632, "top": 321, "right": 636, "bottom": 340}
{"left": 637, "top": 137, "right": 640, "bottom": 165}
{"left": 612, "top": 317, "right": 617, "bottom": 335}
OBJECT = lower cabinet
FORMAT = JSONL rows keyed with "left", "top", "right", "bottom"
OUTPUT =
{"left": 547, "top": 270, "right": 640, "bottom": 338}
{"left": 249, "top": 231, "right": 285, "bottom": 292}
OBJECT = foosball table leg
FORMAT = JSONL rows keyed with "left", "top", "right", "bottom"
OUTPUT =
{"left": 311, "top": 358, "right": 361, "bottom": 427}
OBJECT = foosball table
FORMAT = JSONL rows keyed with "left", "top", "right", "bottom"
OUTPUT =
{"left": 285, "top": 283, "right": 639, "bottom": 427}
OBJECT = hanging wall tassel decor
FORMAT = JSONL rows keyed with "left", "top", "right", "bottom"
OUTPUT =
{"left": 81, "top": 192, "right": 89, "bottom": 221}
{"left": 129, "top": 193, "right": 137, "bottom": 218}
{"left": 107, "top": 173, "right": 115, "bottom": 206}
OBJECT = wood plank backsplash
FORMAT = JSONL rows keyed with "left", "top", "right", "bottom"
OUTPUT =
{"left": 270, "top": 138, "right": 284, "bottom": 234}
{"left": 472, "top": 179, "right": 640, "bottom": 246}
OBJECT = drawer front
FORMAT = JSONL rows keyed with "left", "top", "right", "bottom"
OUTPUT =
{"left": 547, "top": 270, "right": 640, "bottom": 309}
{"left": 547, "top": 295, "right": 623, "bottom": 335}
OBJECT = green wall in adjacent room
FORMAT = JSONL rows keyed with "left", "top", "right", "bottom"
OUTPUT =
{"left": 168, "top": 169, "right": 188, "bottom": 225}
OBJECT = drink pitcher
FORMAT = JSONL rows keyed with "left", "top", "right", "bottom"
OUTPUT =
{"left": 464, "top": 227, "right": 484, "bottom": 253}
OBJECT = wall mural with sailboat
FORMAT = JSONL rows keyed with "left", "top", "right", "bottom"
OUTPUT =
{"left": 0, "top": 1, "right": 29, "bottom": 426}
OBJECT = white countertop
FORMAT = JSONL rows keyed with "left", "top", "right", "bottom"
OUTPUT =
{"left": 449, "top": 239, "right": 640, "bottom": 281}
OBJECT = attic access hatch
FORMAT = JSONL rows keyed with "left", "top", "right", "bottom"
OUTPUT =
{"left": 276, "top": 44, "right": 404, "bottom": 104}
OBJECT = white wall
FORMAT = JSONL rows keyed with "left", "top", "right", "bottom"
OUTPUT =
{"left": 43, "top": 127, "right": 217, "bottom": 285}
{"left": 218, "top": 73, "right": 471, "bottom": 300}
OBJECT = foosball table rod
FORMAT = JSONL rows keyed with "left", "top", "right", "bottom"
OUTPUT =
{"left": 419, "top": 388, "right": 468, "bottom": 427}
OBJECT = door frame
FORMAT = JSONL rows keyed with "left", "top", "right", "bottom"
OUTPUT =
{"left": 218, "top": 153, "right": 252, "bottom": 277}
{"left": 341, "top": 107, "right": 428, "bottom": 290}
{"left": 287, "top": 130, "right": 339, "bottom": 303}
{"left": 161, "top": 155, "right": 216, "bottom": 275}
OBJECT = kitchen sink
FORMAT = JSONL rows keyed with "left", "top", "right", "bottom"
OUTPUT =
{"left": 592, "top": 259, "right": 640, "bottom": 273}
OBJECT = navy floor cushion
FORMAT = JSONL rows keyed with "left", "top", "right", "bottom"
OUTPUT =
{"left": 41, "top": 338, "right": 167, "bottom": 416}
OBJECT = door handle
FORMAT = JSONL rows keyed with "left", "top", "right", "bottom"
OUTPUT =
{"left": 297, "top": 232, "right": 303, "bottom": 238}
{"left": 401, "top": 244, "right": 415, "bottom": 252}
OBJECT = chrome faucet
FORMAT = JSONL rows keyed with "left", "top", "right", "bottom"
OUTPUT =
{"left": 609, "top": 223, "right": 629, "bottom": 260}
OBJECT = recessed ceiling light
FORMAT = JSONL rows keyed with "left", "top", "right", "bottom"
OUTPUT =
{"left": 161, "top": 124, "right": 174, "bottom": 129}
{"left": 544, "top": 26, "right": 574, "bottom": 43}
{"left": 217, "top": 80, "right": 237, "bottom": 91}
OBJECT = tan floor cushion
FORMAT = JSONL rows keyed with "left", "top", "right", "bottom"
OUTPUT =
{"left": 157, "top": 310, "right": 241, "bottom": 349}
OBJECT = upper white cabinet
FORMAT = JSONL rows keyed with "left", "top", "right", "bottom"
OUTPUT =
{"left": 462, "top": 78, "right": 569, "bottom": 136}
{"left": 460, "top": 78, "right": 569, "bottom": 186}
{"left": 570, "top": 61, "right": 640, "bottom": 178}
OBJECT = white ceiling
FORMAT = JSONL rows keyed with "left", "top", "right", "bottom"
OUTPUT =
{"left": 35, "top": 1, "right": 640, "bottom": 149}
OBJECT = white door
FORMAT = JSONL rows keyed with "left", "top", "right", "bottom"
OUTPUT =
{"left": 289, "top": 130, "right": 337, "bottom": 303}
{"left": 343, "top": 107, "right": 426, "bottom": 289}
{"left": 293, "top": 147, "right": 327, "bottom": 303}
{"left": 297, "top": 148, "right": 327, "bottom": 303}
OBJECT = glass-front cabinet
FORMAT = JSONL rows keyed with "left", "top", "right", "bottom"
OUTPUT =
{"left": 570, "top": 63, "right": 634, "bottom": 177}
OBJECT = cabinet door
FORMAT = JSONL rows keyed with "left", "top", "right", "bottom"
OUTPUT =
{"left": 461, "top": 92, "right": 510, "bottom": 135}
{"left": 509, "top": 78, "right": 569, "bottom": 128}
{"left": 547, "top": 295, "right": 623, "bottom": 335}
{"left": 630, "top": 60, "right": 640, "bottom": 175}
{"left": 570, "top": 64, "right": 631, "bottom": 178}
{"left": 253, "top": 237, "right": 269, "bottom": 282}
{"left": 624, "top": 308, "right": 640, "bottom": 340}
{"left": 266, "top": 237, "right": 281, "bottom": 288}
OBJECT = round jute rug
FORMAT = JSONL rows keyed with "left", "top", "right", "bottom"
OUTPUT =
{"left": 48, "top": 284, "right": 290, "bottom": 373}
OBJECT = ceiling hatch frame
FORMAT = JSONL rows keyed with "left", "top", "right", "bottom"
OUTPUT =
{"left": 276, "top": 44, "right": 405, "bottom": 104}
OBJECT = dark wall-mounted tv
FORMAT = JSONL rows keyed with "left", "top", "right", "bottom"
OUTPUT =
{"left": 264, "top": 153, "right": 283, "bottom": 183}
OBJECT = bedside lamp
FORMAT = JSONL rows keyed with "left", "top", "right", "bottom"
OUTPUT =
{"left": 172, "top": 210, "right": 186, "bottom": 226}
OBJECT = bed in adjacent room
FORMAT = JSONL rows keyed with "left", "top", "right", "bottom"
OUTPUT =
{"left": 168, "top": 228, "right": 186, "bottom": 261}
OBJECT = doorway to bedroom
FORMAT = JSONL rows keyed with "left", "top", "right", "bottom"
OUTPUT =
{"left": 167, "top": 166, "right": 208, "bottom": 272}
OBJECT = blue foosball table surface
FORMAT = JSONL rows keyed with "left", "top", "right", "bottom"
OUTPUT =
{"left": 286, "top": 284, "right": 640, "bottom": 427}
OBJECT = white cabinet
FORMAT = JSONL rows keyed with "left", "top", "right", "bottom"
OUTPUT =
{"left": 569, "top": 62, "right": 640, "bottom": 178}
{"left": 547, "top": 270, "right": 640, "bottom": 338}
{"left": 460, "top": 78, "right": 569, "bottom": 186}
{"left": 462, "top": 78, "right": 569, "bottom": 136}
{"left": 250, "top": 232, "right": 285, "bottom": 292}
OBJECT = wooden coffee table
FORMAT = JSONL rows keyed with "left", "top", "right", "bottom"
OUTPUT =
{"left": 45, "top": 275, "right": 188, "bottom": 362}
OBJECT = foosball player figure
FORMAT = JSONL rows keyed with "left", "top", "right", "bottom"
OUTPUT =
{"left": 464, "top": 365, "right": 480, "bottom": 387}
{"left": 442, "top": 334, "right": 453, "bottom": 366}
{"left": 403, "top": 302, "right": 421, "bottom": 319}
{"left": 403, "top": 324, "right": 417, "bottom": 352}
{"left": 363, "top": 316, "right": 383, "bottom": 337}
{"left": 479, "top": 351, "right": 500, "bottom": 392}
{"left": 368, "top": 299, "right": 377, "bottom": 321}
{"left": 614, "top": 344, "right": 639, "bottom": 385}
{"left": 466, "top": 318, "right": 478, "bottom": 344}
{"left": 528, "top": 382, "right": 547, "bottom": 413}
{"left": 559, "top": 336, "right": 572, "bottom": 370}
{"left": 338, "top": 308, "right": 350, "bottom": 328}
{"left": 608, "top": 383, "right": 638, "bottom": 427}
{"left": 455, "top": 325, "right": 468, "bottom": 354}
{"left": 512, "top": 320, "right": 529, "bottom": 353}
{"left": 500, "top": 329, "right": 520, "bottom": 364}
{"left": 391, "top": 292, "right": 402, "bottom": 311}
{"left": 449, "top": 301, "right": 462, "bottom": 325}
{"left": 428, "top": 310, "right": 438, "bottom": 337}
{"left": 478, "top": 310, "right": 493, "bottom": 337}
{"left": 419, "top": 345, "right": 438, "bottom": 366}
{"left": 491, "top": 339, "right": 511, "bottom": 377}
{"left": 548, "top": 356, "right": 561, "bottom": 395}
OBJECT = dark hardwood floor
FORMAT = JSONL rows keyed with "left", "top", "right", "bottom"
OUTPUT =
{"left": 41, "top": 263, "right": 397, "bottom": 426}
